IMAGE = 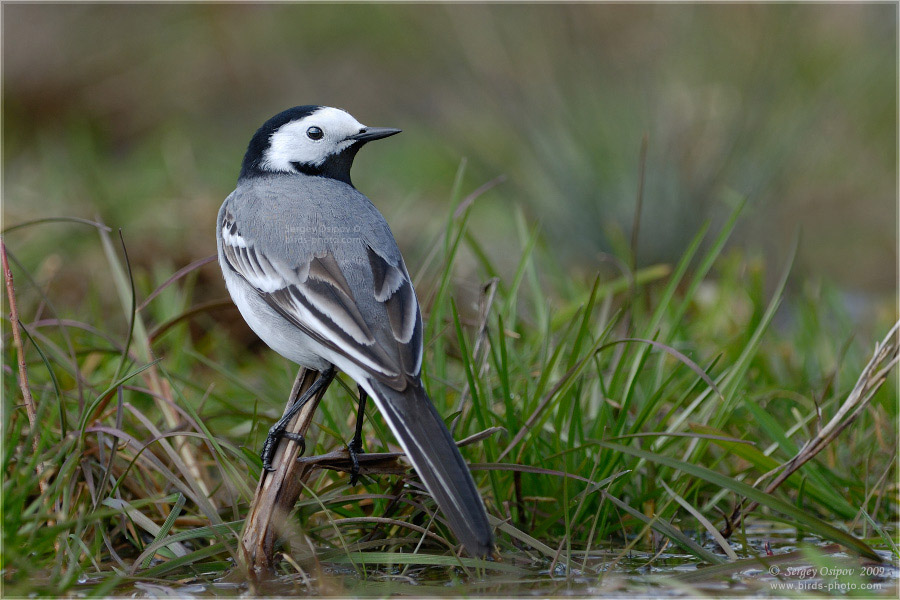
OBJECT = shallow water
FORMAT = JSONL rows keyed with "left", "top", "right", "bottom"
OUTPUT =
{"left": 72, "top": 526, "right": 898, "bottom": 598}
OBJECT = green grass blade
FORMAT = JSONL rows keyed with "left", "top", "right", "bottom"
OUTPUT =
{"left": 598, "top": 441, "right": 879, "bottom": 560}
{"left": 601, "top": 489, "right": 723, "bottom": 564}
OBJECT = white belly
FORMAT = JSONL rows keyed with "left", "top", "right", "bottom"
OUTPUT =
{"left": 221, "top": 259, "right": 331, "bottom": 371}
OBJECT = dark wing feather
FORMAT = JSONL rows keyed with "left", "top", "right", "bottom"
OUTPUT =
{"left": 367, "top": 245, "right": 423, "bottom": 378}
{"left": 308, "top": 252, "right": 355, "bottom": 298}
{"left": 220, "top": 209, "right": 423, "bottom": 389}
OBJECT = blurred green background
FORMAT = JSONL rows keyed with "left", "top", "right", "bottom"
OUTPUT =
{"left": 3, "top": 3, "right": 896, "bottom": 324}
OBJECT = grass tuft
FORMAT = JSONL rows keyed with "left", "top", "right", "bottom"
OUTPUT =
{"left": 2, "top": 177, "right": 896, "bottom": 595}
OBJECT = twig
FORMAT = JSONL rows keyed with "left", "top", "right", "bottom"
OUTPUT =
{"left": 723, "top": 320, "right": 900, "bottom": 536}
{"left": 1, "top": 238, "right": 46, "bottom": 491}
{"left": 296, "top": 449, "right": 407, "bottom": 477}
{"left": 240, "top": 385, "right": 503, "bottom": 579}
{"left": 239, "top": 368, "right": 331, "bottom": 578}
{"left": 296, "top": 426, "right": 504, "bottom": 478}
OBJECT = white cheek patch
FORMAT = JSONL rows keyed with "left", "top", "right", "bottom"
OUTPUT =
{"left": 261, "top": 107, "right": 366, "bottom": 172}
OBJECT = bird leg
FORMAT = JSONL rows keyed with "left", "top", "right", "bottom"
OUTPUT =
{"left": 260, "top": 365, "right": 335, "bottom": 471}
{"left": 347, "top": 386, "right": 368, "bottom": 486}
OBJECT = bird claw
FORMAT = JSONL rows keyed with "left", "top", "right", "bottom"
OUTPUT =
{"left": 260, "top": 429, "right": 306, "bottom": 471}
{"left": 260, "top": 434, "right": 277, "bottom": 471}
{"left": 283, "top": 432, "right": 307, "bottom": 455}
{"left": 347, "top": 439, "right": 364, "bottom": 486}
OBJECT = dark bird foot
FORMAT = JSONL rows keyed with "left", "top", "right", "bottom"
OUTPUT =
{"left": 347, "top": 385, "right": 368, "bottom": 486}
{"left": 259, "top": 366, "right": 336, "bottom": 472}
{"left": 260, "top": 429, "right": 278, "bottom": 472}
{"left": 347, "top": 438, "right": 365, "bottom": 486}
{"left": 261, "top": 428, "right": 308, "bottom": 471}
{"left": 282, "top": 432, "right": 306, "bottom": 447}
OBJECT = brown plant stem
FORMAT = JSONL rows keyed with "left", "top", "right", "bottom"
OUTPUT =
{"left": 239, "top": 367, "right": 331, "bottom": 578}
{"left": 1, "top": 237, "right": 46, "bottom": 492}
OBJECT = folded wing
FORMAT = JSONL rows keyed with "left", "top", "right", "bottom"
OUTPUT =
{"left": 220, "top": 208, "right": 423, "bottom": 390}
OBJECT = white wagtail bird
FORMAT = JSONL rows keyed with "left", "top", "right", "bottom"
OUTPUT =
{"left": 216, "top": 105, "right": 494, "bottom": 557}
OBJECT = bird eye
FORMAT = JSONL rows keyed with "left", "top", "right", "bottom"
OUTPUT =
{"left": 306, "top": 126, "right": 324, "bottom": 140}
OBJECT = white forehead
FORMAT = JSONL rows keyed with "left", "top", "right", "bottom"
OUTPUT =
{"left": 262, "top": 107, "right": 366, "bottom": 171}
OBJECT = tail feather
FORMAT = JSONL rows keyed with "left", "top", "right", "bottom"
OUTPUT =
{"left": 366, "top": 380, "right": 493, "bottom": 557}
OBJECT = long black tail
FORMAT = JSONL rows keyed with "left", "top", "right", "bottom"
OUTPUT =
{"left": 367, "top": 379, "right": 493, "bottom": 557}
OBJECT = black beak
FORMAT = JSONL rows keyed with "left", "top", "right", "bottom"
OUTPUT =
{"left": 348, "top": 127, "right": 402, "bottom": 143}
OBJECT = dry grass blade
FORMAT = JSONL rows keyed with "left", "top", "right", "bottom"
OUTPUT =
{"left": 488, "top": 514, "right": 558, "bottom": 558}
{"left": 84, "top": 425, "right": 222, "bottom": 524}
{"left": 330, "top": 517, "right": 457, "bottom": 551}
{"left": 28, "top": 318, "right": 125, "bottom": 351}
{"left": 413, "top": 169, "right": 503, "bottom": 288}
{"left": 453, "top": 175, "right": 507, "bottom": 219}
{"left": 100, "top": 498, "right": 190, "bottom": 564}
{"left": 1, "top": 216, "right": 112, "bottom": 234}
{"left": 456, "top": 426, "right": 505, "bottom": 447}
{"left": 660, "top": 480, "right": 738, "bottom": 560}
{"left": 98, "top": 226, "right": 213, "bottom": 502}
{"left": 137, "top": 254, "right": 217, "bottom": 312}
{"left": 451, "top": 277, "right": 500, "bottom": 434}
{"left": 1, "top": 237, "right": 45, "bottom": 492}
{"left": 609, "top": 431, "right": 754, "bottom": 445}
{"left": 148, "top": 299, "right": 236, "bottom": 341}
{"left": 725, "top": 320, "right": 900, "bottom": 534}
{"left": 610, "top": 337, "right": 725, "bottom": 401}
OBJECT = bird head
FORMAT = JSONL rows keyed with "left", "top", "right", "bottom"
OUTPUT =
{"left": 240, "top": 105, "right": 401, "bottom": 185}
